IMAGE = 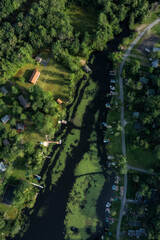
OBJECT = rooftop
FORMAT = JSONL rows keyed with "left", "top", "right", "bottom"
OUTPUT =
{"left": 1, "top": 115, "right": 11, "bottom": 124}
{"left": 139, "top": 77, "right": 149, "bottom": 84}
{"left": 29, "top": 69, "right": 40, "bottom": 84}
{"left": 0, "top": 86, "right": 8, "bottom": 95}
{"left": 3, "top": 139, "right": 10, "bottom": 146}
{"left": 18, "top": 95, "right": 30, "bottom": 109}
{"left": 0, "top": 162, "right": 6, "bottom": 173}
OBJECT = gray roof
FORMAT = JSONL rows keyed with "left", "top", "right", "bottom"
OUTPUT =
{"left": 83, "top": 65, "right": 91, "bottom": 73}
{"left": 139, "top": 77, "right": 149, "bottom": 84}
{"left": 133, "top": 112, "right": 140, "bottom": 118}
{"left": 128, "top": 230, "right": 136, "bottom": 237}
{"left": 153, "top": 47, "right": 160, "bottom": 52}
{"left": 1, "top": 115, "right": 11, "bottom": 124}
{"left": 3, "top": 139, "right": 10, "bottom": 146}
{"left": 152, "top": 59, "right": 159, "bottom": 68}
{"left": 129, "top": 220, "right": 141, "bottom": 227}
{"left": 0, "top": 162, "right": 6, "bottom": 173}
{"left": 136, "top": 228, "right": 146, "bottom": 237}
{"left": 18, "top": 95, "right": 30, "bottom": 109}
{"left": 0, "top": 87, "right": 8, "bottom": 95}
{"left": 16, "top": 123, "right": 25, "bottom": 131}
{"left": 147, "top": 89, "right": 156, "bottom": 96}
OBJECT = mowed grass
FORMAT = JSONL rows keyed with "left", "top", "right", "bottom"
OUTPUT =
{"left": 0, "top": 203, "right": 18, "bottom": 220}
{"left": 69, "top": 5, "right": 98, "bottom": 33}
{"left": 152, "top": 22, "right": 160, "bottom": 37}
{"left": 125, "top": 124, "right": 154, "bottom": 169}
{"left": 14, "top": 55, "right": 70, "bottom": 101}
{"left": 64, "top": 174, "right": 105, "bottom": 240}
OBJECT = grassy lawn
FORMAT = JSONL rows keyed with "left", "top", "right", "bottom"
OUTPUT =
{"left": 125, "top": 124, "right": 154, "bottom": 169}
{"left": 15, "top": 57, "right": 70, "bottom": 101}
{"left": 152, "top": 22, "right": 160, "bottom": 37}
{"left": 64, "top": 174, "right": 105, "bottom": 240}
{"left": 69, "top": 5, "right": 98, "bottom": 34}
{"left": 107, "top": 97, "right": 122, "bottom": 156}
{"left": 0, "top": 203, "right": 18, "bottom": 220}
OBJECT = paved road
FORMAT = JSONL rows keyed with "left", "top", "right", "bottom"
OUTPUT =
{"left": 127, "top": 165, "right": 156, "bottom": 175}
{"left": 116, "top": 18, "right": 160, "bottom": 240}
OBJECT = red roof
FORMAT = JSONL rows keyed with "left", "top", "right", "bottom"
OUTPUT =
{"left": 57, "top": 98, "right": 63, "bottom": 104}
{"left": 29, "top": 69, "right": 40, "bottom": 84}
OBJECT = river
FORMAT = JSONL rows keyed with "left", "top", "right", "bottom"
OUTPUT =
{"left": 11, "top": 22, "right": 130, "bottom": 240}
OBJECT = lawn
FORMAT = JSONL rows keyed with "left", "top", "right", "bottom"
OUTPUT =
{"left": 125, "top": 124, "right": 154, "bottom": 169}
{"left": 151, "top": 22, "right": 160, "bottom": 37}
{"left": 69, "top": 5, "right": 98, "bottom": 34}
{"left": 14, "top": 56, "right": 70, "bottom": 101}
{"left": 0, "top": 203, "right": 17, "bottom": 220}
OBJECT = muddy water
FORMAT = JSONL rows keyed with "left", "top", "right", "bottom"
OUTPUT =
{"left": 12, "top": 23, "right": 130, "bottom": 240}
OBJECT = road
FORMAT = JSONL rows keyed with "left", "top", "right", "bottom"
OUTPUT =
{"left": 127, "top": 165, "right": 156, "bottom": 175}
{"left": 116, "top": 18, "right": 160, "bottom": 240}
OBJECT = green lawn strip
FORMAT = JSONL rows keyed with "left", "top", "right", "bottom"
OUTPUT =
{"left": 0, "top": 203, "right": 18, "bottom": 220}
{"left": 15, "top": 57, "right": 70, "bottom": 101}
{"left": 107, "top": 99, "right": 122, "bottom": 156}
{"left": 51, "top": 129, "right": 80, "bottom": 186}
{"left": 69, "top": 5, "right": 98, "bottom": 34}
{"left": 151, "top": 22, "right": 160, "bottom": 37}
{"left": 64, "top": 174, "right": 105, "bottom": 240}
{"left": 72, "top": 78, "right": 97, "bottom": 127}
{"left": 125, "top": 124, "right": 154, "bottom": 169}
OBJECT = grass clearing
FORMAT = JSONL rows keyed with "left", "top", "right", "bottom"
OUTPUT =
{"left": 125, "top": 124, "right": 154, "bottom": 169}
{"left": 69, "top": 5, "right": 98, "bottom": 34}
{"left": 0, "top": 203, "right": 17, "bottom": 220}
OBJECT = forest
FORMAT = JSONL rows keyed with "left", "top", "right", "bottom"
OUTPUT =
{"left": 0, "top": 0, "right": 157, "bottom": 239}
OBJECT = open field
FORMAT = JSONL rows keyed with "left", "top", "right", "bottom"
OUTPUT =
{"left": 69, "top": 5, "right": 98, "bottom": 33}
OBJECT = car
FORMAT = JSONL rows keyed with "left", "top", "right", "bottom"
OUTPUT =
{"left": 110, "top": 86, "right": 115, "bottom": 91}
{"left": 110, "top": 79, "right": 116, "bottom": 83}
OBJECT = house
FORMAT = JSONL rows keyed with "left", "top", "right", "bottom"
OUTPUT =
{"left": 147, "top": 89, "right": 156, "bottom": 96}
{"left": 153, "top": 47, "right": 160, "bottom": 52}
{"left": 57, "top": 98, "right": 63, "bottom": 105}
{"left": 136, "top": 228, "right": 146, "bottom": 238}
{"left": 35, "top": 56, "right": 42, "bottom": 63}
{"left": 152, "top": 59, "right": 159, "bottom": 68}
{"left": 2, "top": 185, "right": 16, "bottom": 205}
{"left": 134, "top": 122, "right": 142, "bottom": 130}
{"left": 3, "top": 139, "right": 10, "bottom": 146}
{"left": 18, "top": 95, "right": 30, "bottom": 109}
{"left": 16, "top": 123, "right": 25, "bottom": 131}
{"left": 0, "top": 86, "right": 8, "bottom": 95}
{"left": 133, "top": 112, "right": 140, "bottom": 119}
{"left": 139, "top": 77, "right": 149, "bottom": 84}
{"left": 0, "top": 162, "right": 6, "bottom": 173}
{"left": 83, "top": 65, "right": 91, "bottom": 73}
{"left": 29, "top": 69, "right": 40, "bottom": 84}
{"left": 129, "top": 221, "right": 141, "bottom": 227}
{"left": 1, "top": 115, "right": 11, "bottom": 124}
{"left": 128, "top": 230, "right": 136, "bottom": 237}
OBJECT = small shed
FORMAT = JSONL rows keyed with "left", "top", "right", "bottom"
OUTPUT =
{"left": 3, "top": 139, "right": 10, "bottom": 147}
{"left": 2, "top": 185, "right": 16, "bottom": 205}
{"left": 139, "top": 77, "right": 149, "bottom": 84}
{"left": 134, "top": 122, "right": 142, "bottom": 130}
{"left": 0, "top": 162, "right": 6, "bottom": 173}
{"left": 16, "top": 123, "right": 25, "bottom": 131}
{"left": 18, "top": 95, "right": 30, "bottom": 109}
{"left": 133, "top": 112, "right": 140, "bottom": 119}
{"left": 1, "top": 115, "right": 11, "bottom": 124}
{"left": 57, "top": 98, "right": 63, "bottom": 105}
{"left": 152, "top": 59, "right": 159, "bottom": 68}
{"left": 35, "top": 56, "right": 42, "bottom": 63}
{"left": 147, "top": 89, "right": 156, "bottom": 96}
{"left": 83, "top": 65, "right": 91, "bottom": 73}
{"left": 0, "top": 87, "right": 8, "bottom": 95}
{"left": 153, "top": 47, "right": 160, "bottom": 52}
